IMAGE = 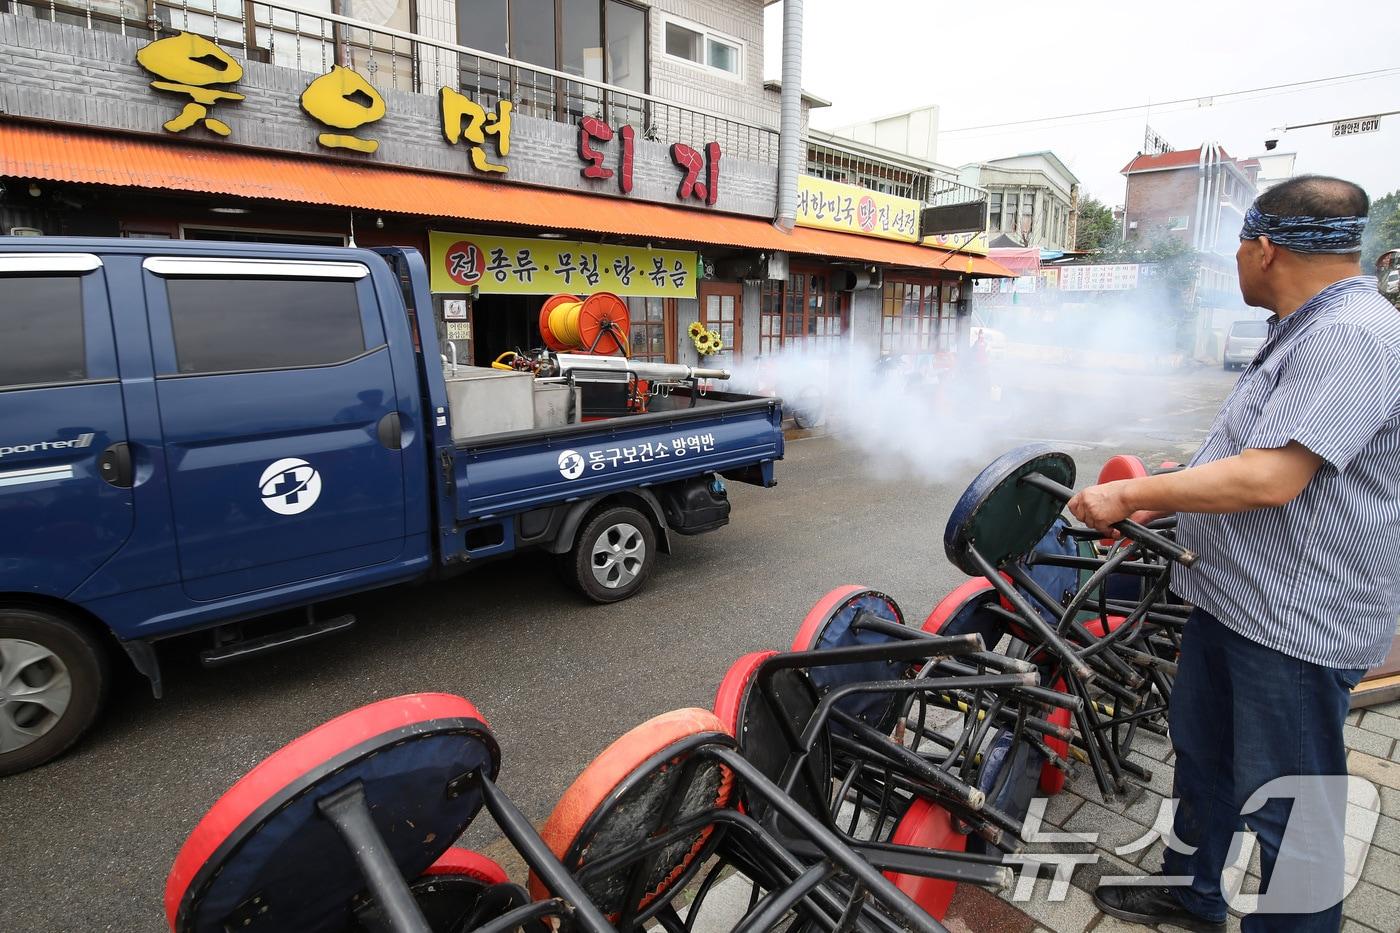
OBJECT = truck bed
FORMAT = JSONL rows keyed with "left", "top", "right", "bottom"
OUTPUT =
{"left": 452, "top": 392, "right": 783, "bottom": 523}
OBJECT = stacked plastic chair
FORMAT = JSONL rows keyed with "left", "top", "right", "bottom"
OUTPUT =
{"left": 164, "top": 445, "right": 1198, "bottom": 932}
{"left": 166, "top": 694, "right": 957, "bottom": 933}
{"left": 932, "top": 445, "right": 1193, "bottom": 801}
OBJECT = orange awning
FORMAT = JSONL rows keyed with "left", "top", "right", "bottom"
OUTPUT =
{"left": 0, "top": 121, "right": 1013, "bottom": 277}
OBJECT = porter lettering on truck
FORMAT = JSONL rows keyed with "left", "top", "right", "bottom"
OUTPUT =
{"left": 0, "top": 432, "right": 94, "bottom": 458}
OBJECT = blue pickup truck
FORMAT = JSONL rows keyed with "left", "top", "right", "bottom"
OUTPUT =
{"left": 0, "top": 238, "right": 783, "bottom": 775}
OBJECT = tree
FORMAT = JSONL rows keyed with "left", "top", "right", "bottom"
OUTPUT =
{"left": 1075, "top": 196, "right": 1120, "bottom": 252}
{"left": 1139, "top": 235, "right": 1202, "bottom": 351}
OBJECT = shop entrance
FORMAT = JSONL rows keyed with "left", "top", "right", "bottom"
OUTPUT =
{"left": 699, "top": 282, "right": 742, "bottom": 367}
{"left": 470, "top": 294, "right": 544, "bottom": 367}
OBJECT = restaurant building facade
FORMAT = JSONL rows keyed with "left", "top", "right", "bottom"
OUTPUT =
{"left": 0, "top": 0, "right": 1007, "bottom": 370}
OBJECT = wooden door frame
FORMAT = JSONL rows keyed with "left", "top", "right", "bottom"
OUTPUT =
{"left": 790, "top": 264, "right": 849, "bottom": 345}
{"left": 663, "top": 297, "right": 678, "bottom": 363}
{"left": 627, "top": 296, "right": 677, "bottom": 363}
{"left": 698, "top": 281, "right": 743, "bottom": 356}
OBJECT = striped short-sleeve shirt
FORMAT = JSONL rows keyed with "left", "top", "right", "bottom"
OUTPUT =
{"left": 1173, "top": 276, "right": 1400, "bottom": 670}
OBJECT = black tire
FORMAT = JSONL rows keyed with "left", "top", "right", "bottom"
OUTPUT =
{"left": 566, "top": 505, "right": 657, "bottom": 603}
{"left": 0, "top": 607, "right": 109, "bottom": 777}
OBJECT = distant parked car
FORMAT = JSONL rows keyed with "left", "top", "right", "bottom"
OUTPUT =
{"left": 1223, "top": 319, "right": 1268, "bottom": 370}
{"left": 1378, "top": 249, "right": 1399, "bottom": 301}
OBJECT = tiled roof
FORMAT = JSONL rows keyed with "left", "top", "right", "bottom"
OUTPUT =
{"left": 1120, "top": 146, "right": 1237, "bottom": 174}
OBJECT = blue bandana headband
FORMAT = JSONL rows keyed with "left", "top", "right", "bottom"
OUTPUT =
{"left": 1240, "top": 204, "right": 1366, "bottom": 253}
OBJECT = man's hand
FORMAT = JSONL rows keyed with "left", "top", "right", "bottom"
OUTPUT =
{"left": 1067, "top": 481, "right": 1137, "bottom": 537}
{"left": 1065, "top": 442, "right": 1324, "bottom": 535}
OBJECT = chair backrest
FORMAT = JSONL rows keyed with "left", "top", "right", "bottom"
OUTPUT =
{"left": 713, "top": 651, "right": 831, "bottom": 821}
{"left": 944, "top": 444, "right": 1076, "bottom": 576}
{"left": 922, "top": 578, "right": 1002, "bottom": 646}
{"left": 165, "top": 694, "right": 500, "bottom": 933}
{"left": 529, "top": 708, "right": 735, "bottom": 924}
{"left": 790, "top": 586, "right": 909, "bottom": 735}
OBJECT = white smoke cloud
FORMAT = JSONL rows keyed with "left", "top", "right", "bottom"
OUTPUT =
{"left": 730, "top": 297, "right": 1186, "bottom": 485}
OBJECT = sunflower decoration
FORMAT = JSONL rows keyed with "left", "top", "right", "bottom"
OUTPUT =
{"left": 690, "top": 325, "right": 723, "bottom": 356}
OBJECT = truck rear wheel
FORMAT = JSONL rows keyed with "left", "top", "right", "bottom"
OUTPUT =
{"left": 0, "top": 607, "right": 109, "bottom": 777}
{"left": 566, "top": 505, "right": 657, "bottom": 603}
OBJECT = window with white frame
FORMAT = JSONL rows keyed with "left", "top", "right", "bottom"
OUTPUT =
{"left": 662, "top": 17, "right": 743, "bottom": 78}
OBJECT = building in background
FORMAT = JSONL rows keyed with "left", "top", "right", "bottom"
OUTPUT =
{"left": 825, "top": 105, "right": 941, "bottom": 165}
{"left": 799, "top": 113, "right": 1000, "bottom": 362}
{"left": 1118, "top": 143, "right": 1264, "bottom": 361}
{"left": 958, "top": 152, "right": 1080, "bottom": 251}
{"left": 1120, "top": 144, "right": 1261, "bottom": 254}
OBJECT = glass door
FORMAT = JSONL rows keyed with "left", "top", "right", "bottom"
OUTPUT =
{"left": 699, "top": 282, "right": 741, "bottom": 366}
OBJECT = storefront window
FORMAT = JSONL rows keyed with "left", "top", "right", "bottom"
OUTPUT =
{"left": 13, "top": 0, "right": 155, "bottom": 40}
{"left": 456, "top": 0, "right": 646, "bottom": 122}
{"left": 758, "top": 271, "right": 846, "bottom": 356}
{"left": 132, "top": 0, "right": 415, "bottom": 87}
{"left": 880, "top": 278, "right": 948, "bottom": 354}
{"left": 940, "top": 282, "right": 959, "bottom": 351}
{"left": 626, "top": 296, "right": 671, "bottom": 363}
{"left": 561, "top": 0, "right": 602, "bottom": 78}
{"left": 759, "top": 281, "right": 782, "bottom": 355}
{"left": 605, "top": 2, "right": 645, "bottom": 88}
{"left": 460, "top": 0, "right": 509, "bottom": 52}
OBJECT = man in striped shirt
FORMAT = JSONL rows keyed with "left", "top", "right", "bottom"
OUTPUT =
{"left": 1068, "top": 175, "right": 1400, "bottom": 932}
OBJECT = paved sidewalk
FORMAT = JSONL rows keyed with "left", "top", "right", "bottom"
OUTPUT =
{"left": 941, "top": 700, "right": 1400, "bottom": 933}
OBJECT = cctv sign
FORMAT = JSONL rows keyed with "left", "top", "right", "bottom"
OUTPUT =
{"left": 1332, "top": 116, "right": 1381, "bottom": 137}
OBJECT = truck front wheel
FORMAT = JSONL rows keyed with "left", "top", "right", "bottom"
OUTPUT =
{"left": 566, "top": 506, "right": 657, "bottom": 603}
{"left": 0, "top": 607, "right": 109, "bottom": 777}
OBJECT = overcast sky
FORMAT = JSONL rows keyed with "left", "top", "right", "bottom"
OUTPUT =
{"left": 764, "top": 0, "right": 1399, "bottom": 207}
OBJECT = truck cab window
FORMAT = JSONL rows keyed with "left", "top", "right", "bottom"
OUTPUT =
{"left": 166, "top": 278, "right": 366, "bottom": 375}
{"left": 0, "top": 276, "right": 85, "bottom": 389}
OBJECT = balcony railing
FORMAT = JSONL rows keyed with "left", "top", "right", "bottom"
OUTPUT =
{"left": 925, "top": 178, "right": 987, "bottom": 208}
{"left": 5, "top": 0, "right": 781, "bottom": 164}
{"left": 805, "top": 137, "right": 985, "bottom": 209}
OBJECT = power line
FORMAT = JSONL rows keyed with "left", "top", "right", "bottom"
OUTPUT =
{"left": 943, "top": 74, "right": 1398, "bottom": 142}
{"left": 940, "top": 67, "right": 1400, "bottom": 133}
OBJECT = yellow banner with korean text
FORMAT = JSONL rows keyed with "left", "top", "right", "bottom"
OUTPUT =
{"left": 795, "top": 175, "right": 921, "bottom": 243}
{"left": 429, "top": 232, "right": 698, "bottom": 298}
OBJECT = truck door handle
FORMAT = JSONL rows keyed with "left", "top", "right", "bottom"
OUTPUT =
{"left": 377, "top": 412, "right": 403, "bottom": 450}
{"left": 99, "top": 442, "right": 134, "bottom": 488}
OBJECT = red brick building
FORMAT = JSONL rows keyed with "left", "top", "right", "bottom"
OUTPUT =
{"left": 1120, "top": 145, "right": 1261, "bottom": 256}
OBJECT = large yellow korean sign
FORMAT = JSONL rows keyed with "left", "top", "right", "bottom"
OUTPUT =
{"left": 796, "top": 175, "right": 921, "bottom": 243}
{"left": 430, "top": 232, "right": 698, "bottom": 298}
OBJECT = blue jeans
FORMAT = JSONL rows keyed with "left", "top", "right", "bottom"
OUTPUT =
{"left": 1163, "top": 608, "right": 1364, "bottom": 932}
